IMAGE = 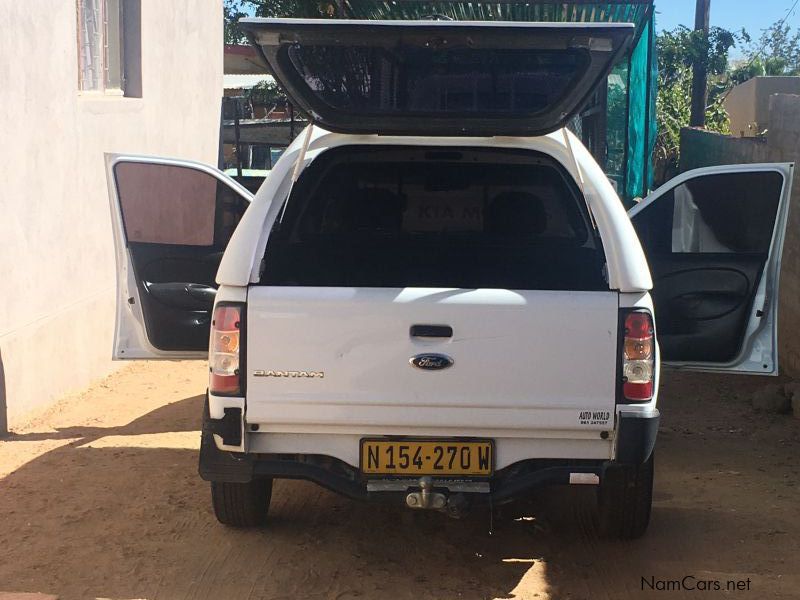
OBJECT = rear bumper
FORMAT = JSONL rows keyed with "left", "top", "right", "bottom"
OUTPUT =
{"left": 199, "top": 438, "right": 604, "bottom": 503}
{"left": 199, "top": 408, "right": 660, "bottom": 503}
{"left": 615, "top": 409, "right": 660, "bottom": 465}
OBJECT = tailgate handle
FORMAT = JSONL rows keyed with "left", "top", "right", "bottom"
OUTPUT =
{"left": 410, "top": 324, "right": 453, "bottom": 338}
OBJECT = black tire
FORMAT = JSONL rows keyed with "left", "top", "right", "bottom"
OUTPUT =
{"left": 211, "top": 479, "right": 273, "bottom": 527}
{"left": 597, "top": 454, "right": 654, "bottom": 540}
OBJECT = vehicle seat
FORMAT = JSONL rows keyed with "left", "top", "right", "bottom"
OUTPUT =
{"left": 484, "top": 191, "right": 548, "bottom": 236}
{"left": 333, "top": 187, "right": 405, "bottom": 234}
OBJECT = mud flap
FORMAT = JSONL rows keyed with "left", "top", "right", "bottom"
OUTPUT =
{"left": 198, "top": 395, "right": 254, "bottom": 483}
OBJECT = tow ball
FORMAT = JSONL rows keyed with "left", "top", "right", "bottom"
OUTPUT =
{"left": 406, "top": 476, "right": 447, "bottom": 510}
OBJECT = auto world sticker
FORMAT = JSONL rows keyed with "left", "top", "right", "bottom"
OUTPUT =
{"left": 578, "top": 410, "right": 611, "bottom": 426}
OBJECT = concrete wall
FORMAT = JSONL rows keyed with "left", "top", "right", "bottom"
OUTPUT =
{"left": 0, "top": 1, "right": 223, "bottom": 430}
{"left": 723, "top": 77, "right": 800, "bottom": 137}
{"left": 680, "top": 93, "right": 800, "bottom": 377}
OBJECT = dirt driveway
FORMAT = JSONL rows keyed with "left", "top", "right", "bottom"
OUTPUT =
{"left": 1, "top": 362, "right": 798, "bottom": 600}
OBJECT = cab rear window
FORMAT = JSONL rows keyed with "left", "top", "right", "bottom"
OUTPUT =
{"left": 259, "top": 146, "right": 607, "bottom": 290}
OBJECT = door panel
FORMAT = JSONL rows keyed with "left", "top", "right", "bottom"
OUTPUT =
{"left": 629, "top": 164, "right": 793, "bottom": 374}
{"left": 128, "top": 243, "right": 223, "bottom": 350}
{"left": 647, "top": 255, "right": 761, "bottom": 362}
{"left": 240, "top": 18, "right": 633, "bottom": 137}
{"left": 106, "top": 155, "right": 253, "bottom": 359}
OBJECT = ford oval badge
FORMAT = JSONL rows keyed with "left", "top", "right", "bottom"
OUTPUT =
{"left": 410, "top": 353, "right": 454, "bottom": 371}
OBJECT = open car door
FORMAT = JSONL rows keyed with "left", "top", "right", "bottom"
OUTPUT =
{"left": 106, "top": 155, "right": 253, "bottom": 359}
{"left": 629, "top": 163, "right": 793, "bottom": 374}
{"left": 240, "top": 18, "right": 634, "bottom": 137}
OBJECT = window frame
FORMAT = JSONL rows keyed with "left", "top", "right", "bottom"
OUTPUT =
{"left": 77, "top": 0, "right": 140, "bottom": 96}
{"left": 627, "top": 162, "right": 793, "bottom": 375}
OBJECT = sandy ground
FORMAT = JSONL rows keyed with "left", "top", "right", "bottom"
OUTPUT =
{"left": 1, "top": 361, "right": 799, "bottom": 600}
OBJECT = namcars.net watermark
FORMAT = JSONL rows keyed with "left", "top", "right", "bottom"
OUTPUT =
{"left": 642, "top": 575, "right": 752, "bottom": 592}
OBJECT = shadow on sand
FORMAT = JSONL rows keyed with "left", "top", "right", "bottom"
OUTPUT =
{"left": 0, "top": 374, "right": 797, "bottom": 599}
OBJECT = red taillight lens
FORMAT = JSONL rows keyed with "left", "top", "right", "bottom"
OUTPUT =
{"left": 209, "top": 303, "right": 243, "bottom": 396}
{"left": 625, "top": 312, "right": 652, "bottom": 340}
{"left": 621, "top": 311, "right": 654, "bottom": 403}
{"left": 623, "top": 380, "right": 654, "bottom": 401}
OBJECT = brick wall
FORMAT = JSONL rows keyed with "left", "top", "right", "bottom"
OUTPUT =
{"left": 679, "top": 94, "right": 800, "bottom": 376}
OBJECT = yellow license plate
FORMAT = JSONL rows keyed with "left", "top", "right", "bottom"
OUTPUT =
{"left": 360, "top": 439, "right": 493, "bottom": 476}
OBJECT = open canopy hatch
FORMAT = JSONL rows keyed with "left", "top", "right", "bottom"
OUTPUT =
{"left": 240, "top": 18, "right": 634, "bottom": 137}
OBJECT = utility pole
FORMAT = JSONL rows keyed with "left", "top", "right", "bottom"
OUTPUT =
{"left": 690, "top": 0, "right": 711, "bottom": 127}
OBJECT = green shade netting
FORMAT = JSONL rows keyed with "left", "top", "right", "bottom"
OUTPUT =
{"left": 623, "top": 14, "right": 657, "bottom": 200}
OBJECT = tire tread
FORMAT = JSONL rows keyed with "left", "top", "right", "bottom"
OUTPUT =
{"left": 211, "top": 479, "right": 272, "bottom": 527}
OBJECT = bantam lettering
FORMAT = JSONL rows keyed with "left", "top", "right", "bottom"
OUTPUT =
{"left": 253, "top": 369, "right": 324, "bottom": 379}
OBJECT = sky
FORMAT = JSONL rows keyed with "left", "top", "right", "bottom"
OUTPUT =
{"left": 655, "top": 0, "right": 800, "bottom": 35}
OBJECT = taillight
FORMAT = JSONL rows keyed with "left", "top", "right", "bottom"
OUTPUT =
{"left": 621, "top": 310, "right": 654, "bottom": 402}
{"left": 209, "top": 303, "right": 244, "bottom": 396}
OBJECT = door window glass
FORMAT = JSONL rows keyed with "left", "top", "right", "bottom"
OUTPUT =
{"left": 633, "top": 171, "right": 782, "bottom": 255}
{"left": 115, "top": 163, "right": 217, "bottom": 245}
{"left": 115, "top": 163, "right": 249, "bottom": 247}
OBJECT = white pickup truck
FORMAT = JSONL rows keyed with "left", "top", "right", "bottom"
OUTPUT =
{"left": 105, "top": 19, "right": 793, "bottom": 539}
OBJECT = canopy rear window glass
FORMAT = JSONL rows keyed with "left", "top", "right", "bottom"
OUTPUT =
{"left": 241, "top": 19, "right": 634, "bottom": 136}
{"left": 287, "top": 45, "right": 588, "bottom": 117}
{"left": 259, "top": 146, "right": 607, "bottom": 291}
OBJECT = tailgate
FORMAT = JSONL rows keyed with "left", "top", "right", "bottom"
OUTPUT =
{"left": 245, "top": 287, "right": 618, "bottom": 436}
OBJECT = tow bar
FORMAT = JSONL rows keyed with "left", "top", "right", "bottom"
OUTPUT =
{"left": 405, "top": 476, "right": 447, "bottom": 510}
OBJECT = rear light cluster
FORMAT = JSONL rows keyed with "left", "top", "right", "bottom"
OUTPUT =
{"left": 621, "top": 311, "right": 655, "bottom": 402}
{"left": 210, "top": 303, "right": 244, "bottom": 396}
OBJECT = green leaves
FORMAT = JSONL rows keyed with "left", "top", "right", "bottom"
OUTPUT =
{"left": 752, "top": 21, "right": 800, "bottom": 75}
{"left": 657, "top": 26, "right": 745, "bottom": 86}
{"left": 655, "top": 17, "right": 800, "bottom": 177}
{"left": 731, "top": 22, "right": 800, "bottom": 83}
{"left": 654, "top": 25, "right": 740, "bottom": 178}
{"left": 247, "top": 78, "right": 287, "bottom": 112}
{"left": 224, "top": 0, "right": 338, "bottom": 44}
{"left": 224, "top": 0, "right": 250, "bottom": 44}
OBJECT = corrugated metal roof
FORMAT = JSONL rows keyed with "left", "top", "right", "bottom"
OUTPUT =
{"left": 223, "top": 74, "right": 274, "bottom": 90}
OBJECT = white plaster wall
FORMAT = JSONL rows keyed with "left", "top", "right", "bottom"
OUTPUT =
{"left": 0, "top": 1, "right": 223, "bottom": 429}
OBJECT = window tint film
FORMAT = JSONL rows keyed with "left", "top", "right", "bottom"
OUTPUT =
{"left": 115, "top": 163, "right": 248, "bottom": 248}
{"left": 286, "top": 45, "right": 588, "bottom": 118}
{"left": 261, "top": 147, "right": 605, "bottom": 290}
{"left": 633, "top": 171, "right": 782, "bottom": 255}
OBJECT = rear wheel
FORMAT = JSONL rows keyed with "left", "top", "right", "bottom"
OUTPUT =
{"left": 211, "top": 479, "right": 273, "bottom": 527}
{"left": 597, "top": 454, "right": 654, "bottom": 540}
